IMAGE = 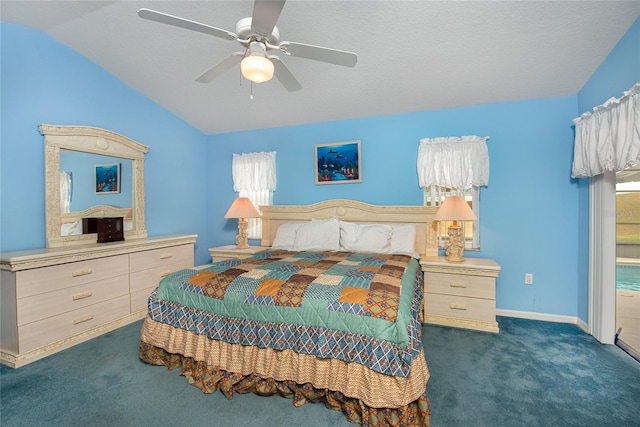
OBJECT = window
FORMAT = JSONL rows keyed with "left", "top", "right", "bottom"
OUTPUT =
{"left": 424, "top": 185, "right": 480, "bottom": 250}
{"left": 232, "top": 152, "right": 276, "bottom": 239}
{"left": 417, "top": 135, "right": 489, "bottom": 251}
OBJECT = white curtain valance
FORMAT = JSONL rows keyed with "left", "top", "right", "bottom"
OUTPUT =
{"left": 571, "top": 82, "right": 640, "bottom": 178}
{"left": 232, "top": 151, "right": 277, "bottom": 192}
{"left": 417, "top": 135, "right": 490, "bottom": 189}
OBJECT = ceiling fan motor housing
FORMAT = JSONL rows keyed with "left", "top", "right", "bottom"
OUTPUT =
{"left": 236, "top": 17, "right": 280, "bottom": 45}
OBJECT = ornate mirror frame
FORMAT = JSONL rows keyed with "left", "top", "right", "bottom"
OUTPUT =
{"left": 41, "top": 124, "right": 149, "bottom": 248}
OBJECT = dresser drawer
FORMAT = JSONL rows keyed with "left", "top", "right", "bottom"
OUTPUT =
{"left": 15, "top": 255, "right": 129, "bottom": 298}
{"left": 425, "top": 272, "right": 495, "bottom": 299}
{"left": 130, "top": 287, "right": 154, "bottom": 313}
{"left": 129, "top": 244, "right": 193, "bottom": 273}
{"left": 18, "top": 295, "right": 130, "bottom": 353}
{"left": 425, "top": 293, "right": 496, "bottom": 322}
{"left": 129, "top": 260, "right": 191, "bottom": 292}
{"left": 17, "top": 274, "right": 129, "bottom": 326}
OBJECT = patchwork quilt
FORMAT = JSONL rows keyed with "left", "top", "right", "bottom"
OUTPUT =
{"left": 149, "top": 249, "right": 424, "bottom": 376}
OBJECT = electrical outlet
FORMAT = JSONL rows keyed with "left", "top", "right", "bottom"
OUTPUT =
{"left": 525, "top": 273, "right": 534, "bottom": 285}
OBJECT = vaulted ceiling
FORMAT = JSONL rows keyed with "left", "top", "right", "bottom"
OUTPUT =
{"left": 2, "top": 1, "right": 638, "bottom": 134}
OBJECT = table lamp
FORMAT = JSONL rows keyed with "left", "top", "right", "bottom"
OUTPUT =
{"left": 224, "top": 197, "right": 261, "bottom": 249}
{"left": 433, "top": 196, "right": 477, "bottom": 262}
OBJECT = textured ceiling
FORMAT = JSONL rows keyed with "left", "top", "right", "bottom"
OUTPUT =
{"left": 2, "top": 1, "right": 639, "bottom": 134}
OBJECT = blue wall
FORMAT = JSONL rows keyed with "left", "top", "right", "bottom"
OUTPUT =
{"left": 207, "top": 18, "right": 639, "bottom": 319}
{"left": 574, "top": 18, "right": 640, "bottom": 322}
{"left": 208, "top": 96, "right": 581, "bottom": 316}
{"left": 578, "top": 19, "right": 640, "bottom": 113}
{"left": 0, "top": 22, "right": 211, "bottom": 264}
{"left": 2, "top": 18, "right": 638, "bottom": 318}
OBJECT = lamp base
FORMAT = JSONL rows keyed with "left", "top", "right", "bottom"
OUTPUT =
{"left": 235, "top": 218, "right": 250, "bottom": 249}
{"left": 444, "top": 224, "right": 466, "bottom": 262}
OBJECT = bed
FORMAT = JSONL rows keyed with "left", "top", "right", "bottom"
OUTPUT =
{"left": 139, "top": 199, "right": 439, "bottom": 426}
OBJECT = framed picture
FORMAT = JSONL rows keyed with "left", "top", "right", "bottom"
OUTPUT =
{"left": 315, "top": 140, "right": 362, "bottom": 185}
{"left": 95, "top": 163, "right": 120, "bottom": 194}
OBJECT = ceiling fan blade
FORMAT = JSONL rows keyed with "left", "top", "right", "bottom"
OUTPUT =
{"left": 251, "top": 0, "right": 286, "bottom": 36}
{"left": 195, "top": 53, "right": 243, "bottom": 83}
{"left": 269, "top": 56, "right": 302, "bottom": 92}
{"left": 138, "top": 8, "right": 237, "bottom": 40}
{"left": 280, "top": 41, "right": 357, "bottom": 67}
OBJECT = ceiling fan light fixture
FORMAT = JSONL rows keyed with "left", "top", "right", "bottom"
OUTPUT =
{"left": 241, "top": 55, "right": 274, "bottom": 83}
{"left": 241, "top": 42, "right": 274, "bottom": 83}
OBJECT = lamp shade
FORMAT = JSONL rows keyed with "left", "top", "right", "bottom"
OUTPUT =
{"left": 224, "top": 197, "right": 261, "bottom": 219}
{"left": 433, "top": 196, "right": 477, "bottom": 221}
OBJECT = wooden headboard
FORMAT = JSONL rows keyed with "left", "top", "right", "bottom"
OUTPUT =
{"left": 260, "top": 199, "right": 439, "bottom": 257}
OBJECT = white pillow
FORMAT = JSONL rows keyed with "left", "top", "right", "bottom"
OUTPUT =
{"left": 271, "top": 222, "right": 302, "bottom": 250}
{"left": 388, "top": 223, "right": 418, "bottom": 257}
{"left": 293, "top": 217, "right": 340, "bottom": 251}
{"left": 339, "top": 221, "right": 393, "bottom": 254}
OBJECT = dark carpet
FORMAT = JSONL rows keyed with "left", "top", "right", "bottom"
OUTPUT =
{"left": 1, "top": 317, "right": 639, "bottom": 426}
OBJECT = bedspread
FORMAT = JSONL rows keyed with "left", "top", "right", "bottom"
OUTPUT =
{"left": 149, "top": 249, "right": 424, "bottom": 377}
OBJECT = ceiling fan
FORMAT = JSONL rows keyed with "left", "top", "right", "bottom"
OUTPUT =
{"left": 137, "top": 0, "right": 358, "bottom": 92}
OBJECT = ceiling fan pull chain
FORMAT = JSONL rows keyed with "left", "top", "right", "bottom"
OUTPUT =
{"left": 250, "top": 81, "right": 254, "bottom": 100}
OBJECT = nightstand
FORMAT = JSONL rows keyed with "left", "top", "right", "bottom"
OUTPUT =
{"left": 420, "top": 256, "right": 501, "bottom": 333}
{"left": 208, "top": 245, "right": 268, "bottom": 262}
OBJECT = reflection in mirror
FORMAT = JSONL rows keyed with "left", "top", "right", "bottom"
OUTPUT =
{"left": 60, "top": 171, "right": 72, "bottom": 213}
{"left": 59, "top": 150, "right": 133, "bottom": 213}
{"left": 41, "top": 124, "right": 149, "bottom": 248}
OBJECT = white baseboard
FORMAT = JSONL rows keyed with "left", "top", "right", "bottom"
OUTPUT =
{"left": 575, "top": 317, "right": 588, "bottom": 333}
{"left": 497, "top": 308, "right": 587, "bottom": 333}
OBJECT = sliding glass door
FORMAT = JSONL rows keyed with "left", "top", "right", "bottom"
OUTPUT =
{"left": 615, "top": 166, "right": 640, "bottom": 360}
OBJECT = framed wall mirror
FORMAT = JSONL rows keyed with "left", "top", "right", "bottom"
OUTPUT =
{"left": 41, "top": 124, "right": 149, "bottom": 248}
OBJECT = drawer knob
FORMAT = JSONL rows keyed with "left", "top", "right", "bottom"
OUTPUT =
{"left": 72, "top": 291, "right": 93, "bottom": 301}
{"left": 450, "top": 282, "right": 467, "bottom": 288}
{"left": 160, "top": 270, "right": 172, "bottom": 278}
{"left": 449, "top": 303, "right": 467, "bottom": 311}
{"left": 71, "top": 268, "right": 92, "bottom": 277}
{"left": 73, "top": 314, "right": 94, "bottom": 325}
{"left": 159, "top": 253, "right": 173, "bottom": 260}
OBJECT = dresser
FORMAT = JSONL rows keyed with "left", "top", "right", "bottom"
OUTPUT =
{"left": 420, "top": 256, "right": 501, "bottom": 333}
{"left": 0, "top": 234, "right": 197, "bottom": 368}
{"left": 208, "top": 245, "right": 269, "bottom": 262}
